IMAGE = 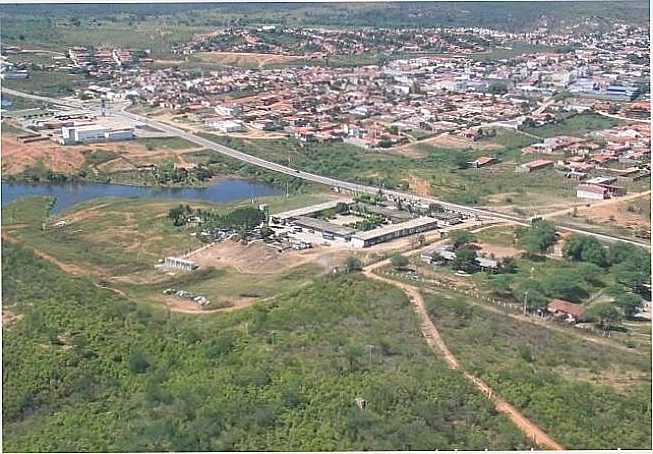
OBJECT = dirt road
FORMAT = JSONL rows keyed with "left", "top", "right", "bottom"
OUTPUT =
{"left": 363, "top": 259, "right": 565, "bottom": 450}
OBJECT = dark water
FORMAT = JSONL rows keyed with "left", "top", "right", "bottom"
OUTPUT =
{"left": 1, "top": 179, "right": 283, "bottom": 214}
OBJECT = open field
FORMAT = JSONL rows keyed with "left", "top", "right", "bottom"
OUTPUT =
{"left": 1, "top": 134, "right": 86, "bottom": 175}
{"left": 197, "top": 133, "right": 584, "bottom": 212}
{"left": 1, "top": 131, "right": 201, "bottom": 179}
{"left": 1, "top": 193, "right": 337, "bottom": 312}
{"left": 194, "top": 51, "right": 305, "bottom": 68}
{"left": 551, "top": 193, "right": 651, "bottom": 241}
{"left": 1, "top": 70, "right": 84, "bottom": 97}
{"left": 522, "top": 113, "right": 622, "bottom": 138}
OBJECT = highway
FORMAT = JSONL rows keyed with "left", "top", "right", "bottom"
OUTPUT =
{"left": 3, "top": 87, "right": 650, "bottom": 248}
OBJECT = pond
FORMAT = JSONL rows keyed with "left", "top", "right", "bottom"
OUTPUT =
{"left": 1, "top": 179, "right": 283, "bottom": 214}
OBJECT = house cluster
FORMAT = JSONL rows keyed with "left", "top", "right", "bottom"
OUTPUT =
{"left": 173, "top": 26, "right": 495, "bottom": 57}
{"left": 67, "top": 47, "right": 152, "bottom": 78}
{"left": 111, "top": 59, "right": 531, "bottom": 149}
{"left": 517, "top": 123, "right": 650, "bottom": 199}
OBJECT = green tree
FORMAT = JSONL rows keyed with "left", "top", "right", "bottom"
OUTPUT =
{"left": 390, "top": 253, "right": 409, "bottom": 270}
{"left": 563, "top": 234, "right": 608, "bottom": 267}
{"left": 498, "top": 256, "right": 518, "bottom": 274}
{"left": 451, "top": 231, "right": 475, "bottom": 250}
{"left": 452, "top": 249, "right": 479, "bottom": 273}
{"left": 540, "top": 271, "right": 588, "bottom": 303}
{"left": 344, "top": 256, "right": 362, "bottom": 273}
{"left": 128, "top": 351, "right": 151, "bottom": 374}
{"left": 587, "top": 302, "right": 623, "bottom": 334}
{"left": 517, "top": 220, "right": 557, "bottom": 256}
{"left": 614, "top": 293, "right": 642, "bottom": 319}
{"left": 512, "top": 279, "right": 548, "bottom": 311}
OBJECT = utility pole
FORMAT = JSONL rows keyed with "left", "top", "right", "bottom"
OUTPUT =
{"left": 366, "top": 344, "right": 374, "bottom": 366}
{"left": 523, "top": 290, "right": 529, "bottom": 316}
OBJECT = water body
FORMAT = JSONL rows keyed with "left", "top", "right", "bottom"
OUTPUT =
{"left": 1, "top": 179, "right": 283, "bottom": 214}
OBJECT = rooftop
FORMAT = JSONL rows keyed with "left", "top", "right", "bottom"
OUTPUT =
{"left": 275, "top": 198, "right": 352, "bottom": 220}
{"left": 352, "top": 216, "right": 438, "bottom": 241}
{"left": 292, "top": 216, "right": 357, "bottom": 237}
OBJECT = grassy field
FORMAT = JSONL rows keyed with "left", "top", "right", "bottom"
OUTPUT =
{"left": 1, "top": 71, "right": 84, "bottom": 97}
{"left": 1, "top": 193, "right": 335, "bottom": 309}
{"left": 423, "top": 289, "right": 651, "bottom": 449}
{"left": 2, "top": 241, "right": 530, "bottom": 451}
{"left": 0, "top": 14, "right": 207, "bottom": 57}
{"left": 522, "top": 113, "right": 621, "bottom": 138}
{"left": 137, "top": 137, "right": 199, "bottom": 151}
{"left": 198, "top": 133, "right": 577, "bottom": 211}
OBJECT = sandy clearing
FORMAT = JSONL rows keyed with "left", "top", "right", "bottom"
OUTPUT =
{"left": 477, "top": 243, "right": 522, "bottom": 259}
{"left": 188, "top": 239, "right": 350, "bottom": 275}
{"left": 196, "top": 51, "right": 305, "bottom": 67}
{"left": 2, "top": 309, "right": 23, "bottom": 328}
{"left": 1, "top": 136, "right": 85, "bottom": 175}
{"left": 546, "top": 192, "right": 651, "bottom": 233}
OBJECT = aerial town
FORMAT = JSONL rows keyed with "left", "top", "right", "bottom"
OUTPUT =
{"left": 0, "top": 2, "right": 651, "bottom": 453}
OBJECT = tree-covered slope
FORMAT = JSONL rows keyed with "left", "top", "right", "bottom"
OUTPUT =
{"left": 2, "top": 242, "right": 528, "bottom": 451}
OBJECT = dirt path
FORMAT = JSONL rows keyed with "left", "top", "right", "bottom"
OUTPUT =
{"left": 363, "top": 260, "right": 564, "bottom": 450}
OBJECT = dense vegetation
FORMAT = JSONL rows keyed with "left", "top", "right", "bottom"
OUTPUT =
{"left": 2, "top": 242, "right": 529, "bottom": 451}
{"left": 424, "top": 290, "right": 651, "bottom": 450}
{"left": 1, "top": 2, "right": 648, "bottom": 48}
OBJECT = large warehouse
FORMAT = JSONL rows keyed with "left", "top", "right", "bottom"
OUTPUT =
{"left": 350, "top": 216, "right": 439, "bottom": 248}
{"left": 292, "top": 216, "right": 356, "bottom": 239}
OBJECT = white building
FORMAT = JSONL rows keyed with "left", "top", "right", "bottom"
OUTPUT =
{"left": 576, "top": 184, "right": 608, "bottom": 200}
{"left": 61, "top": 125, "right": 134, "bottom": 144}
{"left": 350, "top": 217, "right": 439, "bottom": 248}
{"left": 62, "top": 125, "right": 108, "bottom": 143}
{"left": 164, "top": 257, "right": 199, "bottom": 271}
{"left": 206, "top": 119, "right": 245, "bottom": 133}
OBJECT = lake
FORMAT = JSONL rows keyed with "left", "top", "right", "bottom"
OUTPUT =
{"left": 1, "top": 179, "right": 283, "bottom": 214}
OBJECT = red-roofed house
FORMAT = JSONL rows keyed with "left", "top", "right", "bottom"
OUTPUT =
{"left": 547, "top": 299, "right": 586, "bottom": 323}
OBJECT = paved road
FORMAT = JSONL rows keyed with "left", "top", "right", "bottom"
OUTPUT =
{"left": 3, "top": 87, "right": 649, "bottom": 249}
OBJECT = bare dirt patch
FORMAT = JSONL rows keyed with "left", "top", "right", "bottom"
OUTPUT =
{"left": 1, "top": 136, "right": 85, "bottom": 175}
{"left": 2, "top": 308, "right": 23, "bottom": 328}
{"left": 421, "top": 132, "right": 502, "bottom": 151}
{"left": 188, "top": 240, "right": 348, "bottom": 275}
{"left": 477, "top": 243, "right": 522, "bottom": 259}
{"left": 196, "top": 51, "right": 305, "bottom": 67}
{"left": 408, "top": 175, "right": 432, "bottom": 197}
{"left": 569, "top": 193, "right": 651, "bottom": 233}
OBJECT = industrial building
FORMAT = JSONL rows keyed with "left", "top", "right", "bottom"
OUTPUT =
{"left": 350, "top": 216, "right": 439, "bottom": 248}
{"left": 351, "top": 203, "right": 414, "bottom": 223}
{"left": 60, "top": 124, "right": 135, "bottom": 144}
{"left": 292, "top": 216, "right": 356, "bottom": 240}
{"left": 273, "top": 199, "right": 353, "bottom": 222}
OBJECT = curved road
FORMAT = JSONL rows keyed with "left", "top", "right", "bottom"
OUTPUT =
{"left": 3, "top": 87, "right": 649, "bottom": 249}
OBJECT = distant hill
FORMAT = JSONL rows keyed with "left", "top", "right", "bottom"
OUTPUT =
{"left": 1, "top": 1, "right": 650, "bottom": 31}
